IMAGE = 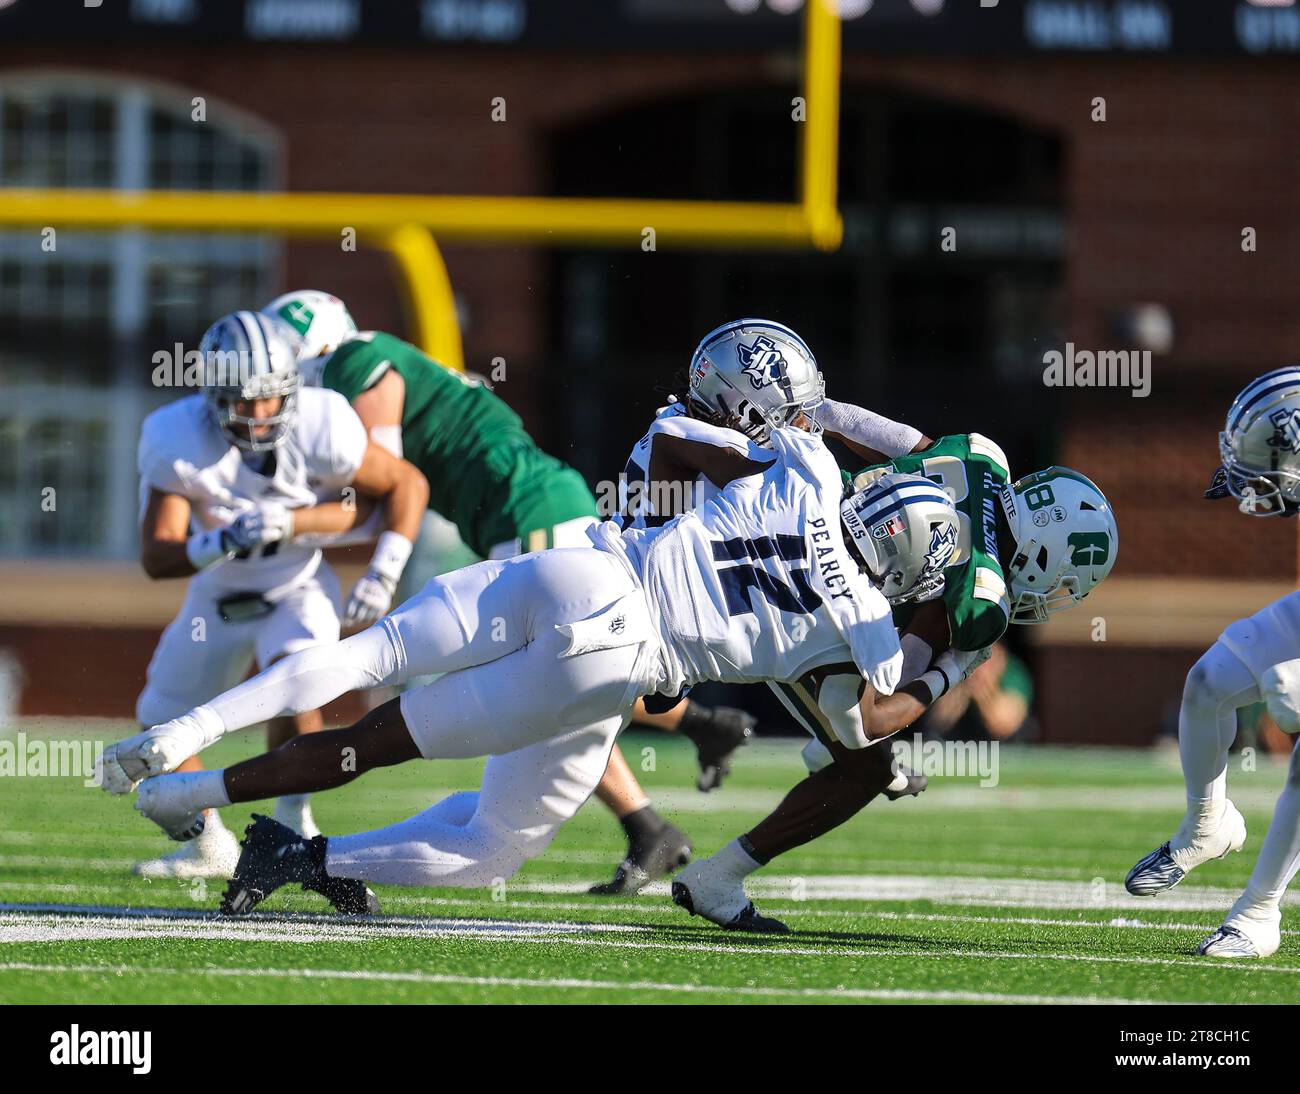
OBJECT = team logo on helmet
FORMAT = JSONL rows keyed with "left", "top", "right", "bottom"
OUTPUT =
{"left": 737, "top": 336, "right": 788, "bottom": 391}
{"left": 924, "top": 523, "right": 958, "bottom": 573}
{"left": 1268, "top": 406, "right": 1300, "bottom": 454}
{"left": 1066, "top": 531, "right": 1111, "bottom": 568}
{"left": 275, "top": 301, "right": 316, "bottom": 338}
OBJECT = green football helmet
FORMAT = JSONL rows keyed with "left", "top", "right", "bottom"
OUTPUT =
{"left": 999, "top": 467, "right": 1117, "bottom": 624}
{"left": 261, "top": 290, "right": 357, "bottom": 370}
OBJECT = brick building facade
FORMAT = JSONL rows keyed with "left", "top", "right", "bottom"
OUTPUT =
{"left": 2, "top": 23, "right": 1297, "bottom": 739}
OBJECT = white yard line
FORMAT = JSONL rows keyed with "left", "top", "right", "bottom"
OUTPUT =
{"left": 371, "top": 893, "right": 1300, "bottom": 936}
{"left": 4, "top": 872, "right": 1296, "bottom": 914}
{"left": 513, "top": 873, "right": 1300, "bottom": 911}
{"left": 0, "top": 960, "right": 1164, "bottom": 1004}
{"left": 1, "top": 904, "right": 1296, "bottom": 972}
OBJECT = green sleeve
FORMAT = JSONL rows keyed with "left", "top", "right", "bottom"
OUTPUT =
{"left": 948, "top": 587, "right": 1010, "bottom": 651}
{"left": 321, "top": 339, "right": 393, "bottom": 404}
{"left": 855, "top": 432, "right": 1012, "bottom": 652}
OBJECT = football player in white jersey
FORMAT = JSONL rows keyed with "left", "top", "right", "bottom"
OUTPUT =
{"left": 1126, "top": 368, "right": 1300, "bottom": 958}
{"left": 129, "top": 310, "right": 428, "bottom": 878}
{"left": 589, "top": 318, "right": 935, "bottom": 894}
{"left": 268, "top": 292, "right": 761, "bottom": 896}
{"left": 621, "top": 321, "right": 1118, "bottom": 931}
{"left": 98, "top": 425, "right": 963, "bottom": 918}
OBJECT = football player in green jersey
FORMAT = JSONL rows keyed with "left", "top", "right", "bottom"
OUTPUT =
{"left": 261, "top": 290, "right": 756, "bottom": 890}
{"left": 673, "top": 407, "right": 1119, "bottom": 931}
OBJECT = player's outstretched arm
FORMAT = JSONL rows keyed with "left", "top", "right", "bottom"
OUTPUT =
{"left": 350, "top": 442, "right": 427, "bottom": 543}
{"left": 819, "top": 399, "right": 933, "bottom": 464}
{"left": 290, "top": 493, "right": 378, "bottom": 537}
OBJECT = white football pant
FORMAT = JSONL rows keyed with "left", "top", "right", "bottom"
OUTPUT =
{"left": 199, "top": 547, "right": 658, "bottom": 888}
{"left": 137, "top": 567, "right": 342, "bottom": 726}
{"left": 1180, "top": 592, "right": 1300, "bottom": 930}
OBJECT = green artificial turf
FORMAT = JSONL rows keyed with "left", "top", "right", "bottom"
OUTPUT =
{"left": 1, "top": 723, "right": 1296, "bottom": 1004}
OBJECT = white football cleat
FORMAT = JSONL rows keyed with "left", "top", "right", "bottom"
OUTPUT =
{"left": 670, "top": 859, "right": 788, "bottom": 933}
{"left": 135, "top": 775, "right": 206, "bottom": 841}
{"left": 1197, "top": 915, "right": 1281, "bottom": 959}
{"left": 133, "top": 813, "right": 241, "bottom": 880}
{"left": 273, "top": 795, "right": 320, "bottom": 839}
{"left": 1125, "top": 800, "right": 1246, "bottom": 896}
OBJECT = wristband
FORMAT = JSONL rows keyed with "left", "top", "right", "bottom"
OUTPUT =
{"left": 368, "top": 530, "right": 413, "bottom": 584}
{"left": 917, "top": 666, "right": 952, "bottom": 705}
{"left": 186, "top": 527, "right": 235, "bottom": 571}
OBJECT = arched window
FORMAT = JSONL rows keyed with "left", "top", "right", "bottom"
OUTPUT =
{"left": 0, "top": 73, "right": 283, "bottom": 557}
{"left": 0, "top": 72, "right": 282, "bottom": 363}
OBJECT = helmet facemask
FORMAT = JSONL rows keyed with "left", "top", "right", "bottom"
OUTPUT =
{"left": 1218, "top": 432, "right": 1300, "bottom": 517}
{"left": 199, "top": 311, "right": 303, "bottom": 453}
{"left": 206, "top": 374, "right": 300, "bottom": 453}
{"left": 1004, "top": 532, "right": 1083, "bottom": 623}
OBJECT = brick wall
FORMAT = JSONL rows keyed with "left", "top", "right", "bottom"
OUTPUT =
{"left": 4, "top": 44, "right": 1298, "bottom": 733}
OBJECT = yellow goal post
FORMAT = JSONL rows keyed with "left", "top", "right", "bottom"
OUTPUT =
{"left": 0, "top": 1, "right": 841, "bottom": 371}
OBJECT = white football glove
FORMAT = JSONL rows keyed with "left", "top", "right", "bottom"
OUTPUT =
{"left": 226, "top": 501, "right": 294, "bottom": 554}
{"left": 95, "top": 715, "right": 215, "bottom": 795}
{"left": 344, "top": 531, "right": 413, "bottom": 627}
{"left": 135, "top": 778, "right": 206, "bottom": 842}
{"left": 344, "top": 570, "right": 397, "bottom": 627}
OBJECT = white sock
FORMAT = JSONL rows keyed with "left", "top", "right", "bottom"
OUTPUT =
{"left": 325, "top": 791, "right": 522, "bottom": 889}
{"left": 1177, "top": 644, "right": 1259, "bottom": 828}
{"left": 1229, "top": 750, "right": 1300, "bottom": 924}
{"left": 709, "top": 838, "right": 763, "bottom": 884}
{"left": 275, "top": 793, "right": 312, "bottom": 816}
{"left": 200, "top": 808, "right": 231, "bottom": 834}
{"left": 160, "top": 769, "right": 231, "bottom": 815}
{"left": 886, "top": 766, "right": 909, "bottom": 794}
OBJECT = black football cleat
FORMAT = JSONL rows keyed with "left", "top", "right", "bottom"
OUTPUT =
{"left": 671, "top": 878, "right": 789, "bottom": 934}
{"left": 686, "top": 705, "right": 756, "bottom": 792}
{"left": 221, "top": 814, "right": 379, "bottom": 916}
{"left": 884, "top": 763, "right": 928, "bottom": 801}
{"left": 589, "top": 821, "right": 693, "bottom": 896}
{"left": 303, "top": 872, "right": 382, "bottom": 916}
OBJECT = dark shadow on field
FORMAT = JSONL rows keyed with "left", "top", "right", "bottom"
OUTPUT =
{"left": 624, "top": 918, "right": 977, "bottom": 953}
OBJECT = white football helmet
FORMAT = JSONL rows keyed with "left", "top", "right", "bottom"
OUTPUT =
{"left": 1000, "top": 467, "right": 1117, "bottom": 624}
{"left": 1216, "top": 367, "right": 1300, "bottom": 517}
{"left": 261, "top": 290, "right": 357, "bottom": 365}
{"left": 199, "top": 310, "right": 301, "bottom": 453}
{"left": 841, "top": 472, "right": 961, "bottom": 606}
{"left": 687, "top": 319, "right": 825, "bottom": 444}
